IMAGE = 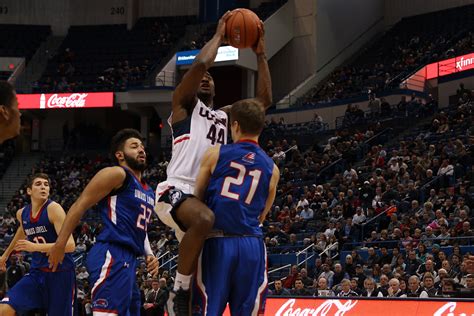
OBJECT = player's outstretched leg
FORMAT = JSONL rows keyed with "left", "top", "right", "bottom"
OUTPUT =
{"left": 169, "top": 197, "right": 214, "bottom": 316}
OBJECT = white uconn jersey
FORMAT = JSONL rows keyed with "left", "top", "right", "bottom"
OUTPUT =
{"left": 167, "top": 99, "right": 228, "bottom": 184}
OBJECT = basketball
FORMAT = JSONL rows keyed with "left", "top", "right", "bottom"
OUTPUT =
{"left": 225, "top": 8, "right": 260, "bottom": 49}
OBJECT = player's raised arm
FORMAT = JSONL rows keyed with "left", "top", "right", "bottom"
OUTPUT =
{"left": 14, "top": 202, "right": 76, "bottom": 254}
{"left": 194, "top": 146, "right": 221, "bottom": 201}
{"left": 0, "top": 209, "right": 26, "bottom": 271}
{"left": 172, "top": 11, "right": 233, "bottom": 123}
{"left": 48, "top": 166, "right": 126, "bottom": 271}
{"left": 253, "top": 21, "right": 272, "bottom": 110}
{"left": 259, "top": 164, "right": 280, "bottom": 224}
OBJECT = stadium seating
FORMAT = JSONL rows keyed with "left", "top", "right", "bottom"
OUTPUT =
{"left": 35, "top": 16, "right": 196, "bottom": 92}
{"left": 302, "top": 5, "right": 474, "bottom": 106}
{"left": 0, "top": 24, "right": 51, "bottom": 61}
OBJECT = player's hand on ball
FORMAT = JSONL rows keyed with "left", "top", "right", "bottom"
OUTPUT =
{"left": 0, "top": 256, "right": 7, "bottom": 272}
{"left": 252, "top": 20, "right": 265, "bottom": 55}
{"left": 146, "top": 255, "right": 159, "bottom": 277}
{"left": 216, "top": 10, "right": 233, "bottom": 43}
{"left": 47, "top": 243, "right": 65, "bottom": 272}
{"left": 14, "top": 239, "right": 37, "bottom": 252}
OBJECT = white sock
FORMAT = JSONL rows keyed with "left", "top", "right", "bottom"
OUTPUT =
{"left": 174, "top": 272, "right": 192, "bottom": 291}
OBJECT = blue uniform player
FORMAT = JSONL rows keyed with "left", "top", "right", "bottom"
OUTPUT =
{"left": 0, "top": 173, "right": 76, "bottom": 316}
{"left": 48, "top": 129, "right": 159, "bottom": 316}
{"left": 193, "top": 100, "right": 280, "bottom": 315}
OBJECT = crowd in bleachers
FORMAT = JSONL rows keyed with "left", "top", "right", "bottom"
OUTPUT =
{"left": 302, "top": 5, "right": 474, "bottom": 105}
{"left": 262, "top": 94, "right": 473, "bottom": 297}
{"left": 35, "top": 16, "right": 195, "bottom": 93}
{"left": 0, "top": 101, "right": 471, "bottom": 315}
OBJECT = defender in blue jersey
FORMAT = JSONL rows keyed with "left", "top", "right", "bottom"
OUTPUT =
{"left": 48, "top": 129, "right": 159, "bottom": 316}
{"left": 193, "top": 100, "right": 280, "bottom": 315}
{"left": 0, "top": 173, "right": 76, "bottom": 316}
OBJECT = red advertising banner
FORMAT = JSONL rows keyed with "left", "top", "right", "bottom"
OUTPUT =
{"left": 426, "top": 52, "right": 474, "bottom": 79}
{"left": 17, "top": 92, "right": 114, "bottom": 110}
{"left": 220, "top": 298, "right": 474, "bottom": 316}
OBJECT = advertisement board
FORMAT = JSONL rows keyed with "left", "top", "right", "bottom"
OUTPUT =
{"left": 426, "top": 52, "right": 474, "bottom": 79}
{"left": 176, "top": 46, "right": 239, "bottom": 66}
{"left": 17, "top": 92, "right": 114, "bottom": 110}
{"left": 220, "top": 298, "right": 474, "bottom": 316}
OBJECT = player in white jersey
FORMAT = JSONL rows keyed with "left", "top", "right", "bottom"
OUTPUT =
{"left": 155, "top": 10, "right": 272, "bottom": 316}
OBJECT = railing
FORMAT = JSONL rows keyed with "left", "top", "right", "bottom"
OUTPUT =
{"left": 267, "top": 263, "right": 292, "bottom": 286}
{"left": 296, "top": 243, "right": 315, "bottom": 257}
{"left": 343, "top": 236, "right": 474, "bottom": 250}
{"left": 157, "top": 250, "right": 170, "bottom": 261}
{"left": 161, "top": 255, "right": 178, "bottom": 271}
{"left": 417, "top": 174, "right": 446, "bottom": 203}
{"left": 155, "top": 70, "right": 176, "bottom": 87}
{"left": 268, "top": 264, "right": 292, "bottom": 275}
{"left": 359, "top": 207, "right": 392, "bottom": 240}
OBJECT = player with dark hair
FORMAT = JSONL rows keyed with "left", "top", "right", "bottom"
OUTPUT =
{"left": 0, "top": 81, "right": 21, "bottom": 144}
{"left": 48, "top": 128, "right": 158, "bottom": 316}
{"left": 192, "top": 100, "right": 279, "bottom": 315}
{"left": 0, "top": 173, "right": 76, "bottom": 316}
{"left": 155, "top": 11, "right": 272, "bottom": 315}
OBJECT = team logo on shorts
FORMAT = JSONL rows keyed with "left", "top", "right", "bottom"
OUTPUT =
{"left": 93, "top": 298, "right": 109, "bottom": 308}
{"left": 169, "top": 189, "right": 183, "bottom": 206}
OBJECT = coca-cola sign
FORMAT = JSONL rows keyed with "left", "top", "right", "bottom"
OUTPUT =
{"left": 17, "top": 92, "right": 114, "bottom": 110}
{"left": 218, "top": 298, "right": 474, "bottom": 316}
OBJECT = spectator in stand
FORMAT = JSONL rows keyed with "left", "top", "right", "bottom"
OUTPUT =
{"left": 406, "top": 275, "right": 429, "bottom": 298}
{"left": 143, "top": 279, "right": 168, "bottom": 316}
{"left": 315, "top": 277, "right": 334, "bottom": 297}
{"left": 387, "top": 278, "right": 407, "bottom": 297}
{"left": 300, "top": 268, "right": 313, "bottom": 288}
{"left": 272, "top": 279, "right": 290, "bottom": 296}
{"left": 368, "top": 93, "right": 381, "bottom": 118}
{"left": 283, "top": 265, "right": 300, "bottom": 289}
{"left": 465, "top": 274, "right": 474, "bottom": 290}
{"left": 318, "top": 263, "right": 335, "bottom": 288}
{"left": 5, "top": 255, "right": 24, "bottom": 289}
{"left": 337, "top": 279, "right": 359, "bottom": 297}
{"left": 417, "top": 259, "right": 437, "bottom": 279}
{"left": 436, "top": 278, "right": 456, "bottom": 297}
{"left": 300, "top": 204, "right": 314, "bottom": 220}
{"left": 361, "top": 277, "right": 385, "bottom": 297}
{"left": 332, "top": 263, "right": 348, "bottom": 288}
{"left": 291, "top": 278, "right": 311, "bottom": 296}
{"left": 458, "top": 221, "right": 473, "bottom": 245}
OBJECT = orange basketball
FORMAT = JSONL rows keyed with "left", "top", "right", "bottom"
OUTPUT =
{"left": 225, "top": 8, "right": 260, "bottom": 49}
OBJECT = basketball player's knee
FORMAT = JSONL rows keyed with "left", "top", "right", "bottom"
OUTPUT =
{"left": 195, "top": 208, "right": 214, "bottom": 232}
{"left": 0, "top": 304, "right": 16, "bottom": 316}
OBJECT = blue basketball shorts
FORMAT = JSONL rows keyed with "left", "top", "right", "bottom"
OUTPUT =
{"left": 87, "top": 242, "right": 140, "bottom": 316}
{"left": 0, "top": 268, "right": 75, "bottom": 316}
{"left": 192, "top": 236, "right": 268, "bottom": 316}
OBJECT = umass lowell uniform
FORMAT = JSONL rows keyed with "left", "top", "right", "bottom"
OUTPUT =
{"left": 87, "top": 167, "right": 155, "bottom": 316}
{"left": 156, "top": 99, "right": 227, "bottom": 241}
{"left": 193, "top": 140, "right": 274, "bottom": 316}
{"left": 1, "top": 200, "right": 75, "bottom": 316}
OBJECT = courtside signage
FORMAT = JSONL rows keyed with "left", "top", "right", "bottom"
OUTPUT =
{"left": 219, "top": 298, "right": 474, "bottom": 316}
{"left": 176, "top": 46, "right": 239, "bottom": 65}
{"left": 17, "top": 92, "right": 114, "bottom": 110}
